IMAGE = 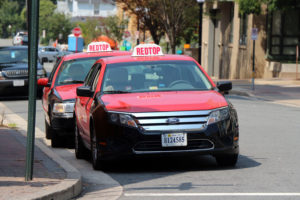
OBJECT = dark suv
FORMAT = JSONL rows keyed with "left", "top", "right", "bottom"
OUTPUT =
{"left": 0, "top": 46, "right": 47, "bottom": 97}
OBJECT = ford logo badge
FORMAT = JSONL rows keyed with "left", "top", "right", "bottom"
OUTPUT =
{"left": 166, "top": 117, "right": 180, "bottom": 124}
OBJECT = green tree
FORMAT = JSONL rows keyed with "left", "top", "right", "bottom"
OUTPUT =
{"left": 103, "top": 16, "right": 127, "bottom": 42}
{"left": 39, "top": 0, "right": 56, "bottom": 35}
{"left": 0, "top": 0, "right": 23, "bottom": 38}
{"left": 116, "top": 0, "right": 165, "bottom": 44}
{"left": 46, "top": 13, "right": 75, "bottom": 44}
{"left": 157, "top": 0, "right": 198, "bottom": 53}
{"left": 77, "top": 18, "right": 102, "bottom": 45}
{"left": 237, "top": 0, "right": 300, "bottom": 15}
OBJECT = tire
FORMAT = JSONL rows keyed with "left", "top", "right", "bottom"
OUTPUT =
{"left": 75, "top": 121, "right": 88, "bottom": 159}
{"left": 51, "top": 131, "right": 64, "bottom": 148}
{"left": 45, "top": 119, "right": 53, "bottom": 139}
{"left": 91, "top": 127, "right": 102, "bottom": 170}
{"left": 215, "top": 154, "right": 238, "bottom": 167}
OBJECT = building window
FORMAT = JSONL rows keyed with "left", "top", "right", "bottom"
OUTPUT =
{"left": 94, "top": 3, "right": 100, "bottom": 15}
{"left": 239, "top": 14, "right": 248, "bottom": 45}
{"left": 270, "top": 9, "right": 300, "bottom": 58}
{"left": 229, "top": 3, "right": 234, "bottom": 43}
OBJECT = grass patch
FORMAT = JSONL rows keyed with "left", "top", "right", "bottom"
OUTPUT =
{"left": 7, "top": 123, "right": 17, "bottom": 128}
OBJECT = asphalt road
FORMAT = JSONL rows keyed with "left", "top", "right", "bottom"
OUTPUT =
{"left": 1, "top": 95, "right": 300, "bottom": 200}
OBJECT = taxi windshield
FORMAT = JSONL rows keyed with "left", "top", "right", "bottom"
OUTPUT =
{"left": 55, "top": 57, "right": 103, "bottom": 85}
{"left": 0, "top": 48, "right": 28, "bottom": 64}
{"left": 102, "top": 60, "right": 213, "bottom": 93}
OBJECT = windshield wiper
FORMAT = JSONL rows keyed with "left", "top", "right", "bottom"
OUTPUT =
{"left": 59, "top": 80, "right": 84, "bottom": 84}
{"left": 103, "top": 90, "right": 131, "bottom": 94}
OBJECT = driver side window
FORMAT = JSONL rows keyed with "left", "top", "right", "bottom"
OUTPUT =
{"left": 85, "top": 63, "right": 101, "bottom": 90}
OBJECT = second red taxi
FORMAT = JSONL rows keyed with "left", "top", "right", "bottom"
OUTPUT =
{"left": 38, "top": 42, "right": 130, "bottom": 147}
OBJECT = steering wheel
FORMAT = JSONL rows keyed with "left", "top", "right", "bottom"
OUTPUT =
{"left": 169, "top": 80, "right": 192, "bottom": 87}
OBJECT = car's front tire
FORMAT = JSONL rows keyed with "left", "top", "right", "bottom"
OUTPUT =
{"left": 75, "top": 121, "right": 88, "bottom": 159}
{"left": 215, "top": 154, "right": 238, "bottom": 167}
{"left": 91, "top": 127, "right": 103, "bottom": 170}
{"left": 45, "top": 119, "right": 53, "bottom": 139}
{"left": 51, "top": 131, "right": 64, "bottom": 148}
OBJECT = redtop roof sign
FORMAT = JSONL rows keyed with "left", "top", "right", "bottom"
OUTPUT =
{"left": 87, "top": 42, "right": 112, "bottom": 52}
{"left": 132, "top": 44, "right": 164, "bottom": 57}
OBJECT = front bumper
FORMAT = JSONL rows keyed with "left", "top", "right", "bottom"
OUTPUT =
{"left": 50, "top": 114, "right": 75, "bottom": 136}
{"left": 96, "top": 119, "right": 239, "bottom": 160}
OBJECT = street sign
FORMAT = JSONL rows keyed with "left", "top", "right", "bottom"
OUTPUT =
{"left": 251, "top": 28, "right": 258, "bottom": 40}
{"left": 72, "top": 27, "right": 82, "bottom": 37}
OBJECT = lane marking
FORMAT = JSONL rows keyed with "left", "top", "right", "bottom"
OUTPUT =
{"left": 125, "top": 193, "right": 300, "bottom": 197}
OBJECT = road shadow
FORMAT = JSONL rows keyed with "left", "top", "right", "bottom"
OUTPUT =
{"left": 102, "top": 154, "right": 260, "bottom": 174}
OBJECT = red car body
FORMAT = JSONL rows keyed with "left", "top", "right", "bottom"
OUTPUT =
{"left": 38, "top": 50, "right": 131, "bottom": 147}
{"left": 74, "top": 51, "right": 239, "bottom": 170}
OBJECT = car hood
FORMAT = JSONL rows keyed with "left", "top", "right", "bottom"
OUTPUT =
{"left": 55, "top": 84, "right": 83, "bottom": 100}
{"left": 101, "top": 91, "right": 228, "bottom": 112}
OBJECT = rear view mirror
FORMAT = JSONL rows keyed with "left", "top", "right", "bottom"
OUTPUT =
{"left": 217, "top": 81, "right": 232, "bottom": 93}
{"left": 37, "top": 78, "right": 50, "bottom": 87}
{"left": 77, "top": 86, "right": 93, "bottom": 97}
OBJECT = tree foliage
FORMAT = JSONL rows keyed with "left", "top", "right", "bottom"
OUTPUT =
{"left": 157, "top": 0, "right": 198, "bottom": 53}
{"left": 116, "top": 0, "right": 165, "bottom": 44}
{"left": 77, "top": 18, "right": 102, "bottom": 45}
{"left": 237, "top": 0, "right": 300, "bottom": 15}
{"left": 103, "top": 16, "right": 128, "bottom": 42}
{"left": 45, "top": 13, "right": 74, "bottom": 44}
{"left": 0, "top": 0, "right": 22, "bottom": 38}
{"left": 116, "top": 0, "right": 198, "bottom": 53}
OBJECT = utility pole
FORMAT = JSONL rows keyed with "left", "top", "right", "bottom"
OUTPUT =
{"left": 197, "top": 0, "right": 204, "bottom": 65}
{"left": 25, "top": 0, "right": 39, "bottom": 181}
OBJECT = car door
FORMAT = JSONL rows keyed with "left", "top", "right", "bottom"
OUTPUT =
{"left": 77, "top": 63, "right": 101, "bottom": 142}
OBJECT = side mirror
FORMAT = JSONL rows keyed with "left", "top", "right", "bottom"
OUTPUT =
{"left": 37, "top": 78, "right": 50, "bottom": 87}
{"left": 217, "top": 81, "right": 232, "bottom": 93}
{"left": 77, "top": 86, "right": 93, "bottom": 97}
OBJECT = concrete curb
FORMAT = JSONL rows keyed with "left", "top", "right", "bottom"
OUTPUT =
{"left": 0, "top": 102, "right": 82, "bottom": 200}
{"left": 229, "top": 88, "right": 253, "bottom": 97}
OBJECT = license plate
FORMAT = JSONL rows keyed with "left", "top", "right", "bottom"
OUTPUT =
{"left": 161, "top": 133, "right": 187, "bottom": 147}
{"left": 13, "top": 80, "right": 25, "bottom": 87}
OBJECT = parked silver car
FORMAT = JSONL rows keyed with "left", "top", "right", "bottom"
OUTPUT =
{"left": 38, "top": 46, "right": 60, "bottom": 64}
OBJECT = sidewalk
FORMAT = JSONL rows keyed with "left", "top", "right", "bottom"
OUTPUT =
{"left": 0, "top": 127, "right": 61, "bottom": 200}
{"left": 227, "top": 78, "right": 300, "bottom": 107}
{"left": 0, "top": 126, "right": 81, "bottom": 200}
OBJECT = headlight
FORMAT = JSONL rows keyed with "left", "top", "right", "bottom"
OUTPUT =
{"left": 53, "top": 102, "right": 75, "bottom": 113}
{"left": 207, "top": 107, "right": 229, "bottom": 125}
{"left": 109, "top": 113, "right": 138, "bottom": 128}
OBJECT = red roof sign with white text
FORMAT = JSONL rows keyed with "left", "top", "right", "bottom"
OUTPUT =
{"left": 132, "top": 44, "right": 164, "bottom": 57}
{"left": 87, "top": 42, "right": 112, "bottom": 53}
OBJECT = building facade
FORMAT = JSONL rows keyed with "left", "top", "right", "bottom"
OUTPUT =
{"left": 57, "top": 0, "right": 117, "bottom": 21}
{"left": 201, "top": 0, "right": 300, "bottom": 79}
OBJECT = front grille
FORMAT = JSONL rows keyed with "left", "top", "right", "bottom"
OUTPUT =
{"left": 3, "top": 69, "right": 28, "bottom": 78}
{"left": 133, "top": 139, "right": 214, "bottom": 152}
{"left": 131, "top": 110, "right": 211, "bottom": 132}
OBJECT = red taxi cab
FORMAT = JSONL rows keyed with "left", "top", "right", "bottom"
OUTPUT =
{"left": 74, "top": 44, "right": 239, "bottom": 170}
{"left": 37, "top": 42, "right": 130, "bottom": 147}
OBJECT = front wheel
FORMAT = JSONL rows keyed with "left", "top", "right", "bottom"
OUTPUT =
{"left": 215, "top": 154, "right": 238, "bottom": 167}
{"left": 51, "top": 131, "right": 64, "bottom": 148}
{"left": 91, "top": 128, "right": 102, "bottom": 170}
{"left": 75, "top": 121, "right": 88, "bottom": 159}
{"left": 45, "top": 119, "right": 53, "bottom": 139}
